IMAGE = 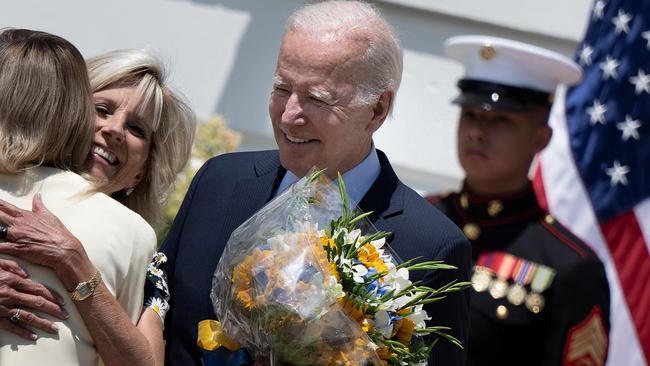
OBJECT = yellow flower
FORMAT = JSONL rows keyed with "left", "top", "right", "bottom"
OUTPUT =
{"left": 360, "top": 317, "right": 373, "bottom": 333}
{"left": 329, "top": 339, "right": 374, "bottom": 366}
{"left": 394, "top": 317, "right": 415, "bottom": 346}
{"left": 320, "top": 235, "right": 337, "bottom": 250}
{"left": 232, "top": 255, "right": 254, "bottom": 290}
{"left": 236, "top": 290, "right": 253, "bottom": 310}
{"left": 338, "top": 297, "right": 366, "bottom": 322}
{"left": 357, "top": 243, "right": 388, "bottom": 273}
{"left": 376, "top": 346, "right": 392, "bottom": 360}
{"left": 329, "top": 263, "right": 341, "bottom": 281}
{"left": 330, "top": 351, "right": 353, "bottom": 366}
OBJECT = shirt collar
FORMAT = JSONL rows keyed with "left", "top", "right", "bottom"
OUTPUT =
{"left": 275, "top": 145, "right": 381, "bottom": 206}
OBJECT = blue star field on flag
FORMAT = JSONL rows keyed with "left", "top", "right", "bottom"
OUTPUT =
{"left": 567, "top": 0, "right": 650, "bottom": 221}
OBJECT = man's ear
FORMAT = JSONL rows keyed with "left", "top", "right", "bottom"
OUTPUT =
{"left": 532, "top": 125, "right": 553, "bottom": 153}
{"left": 367, "top": 89, "right": 394, "bottom": 133}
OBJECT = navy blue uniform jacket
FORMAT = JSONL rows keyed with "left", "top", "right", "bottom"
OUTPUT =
{"left": 160, "top": 150, "right": 471, "bottom": 365}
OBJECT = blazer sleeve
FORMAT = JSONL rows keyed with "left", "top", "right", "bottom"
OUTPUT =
{"left": 158, "top": 158, "right": 214, "bottom": 333}
{"left": 423, "top": 233, "right": 472, "bottom": 366}
{"left": 117, "top": 219, "right": 157, "bottom": 324}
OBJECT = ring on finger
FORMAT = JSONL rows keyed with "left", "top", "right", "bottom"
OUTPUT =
{"left": 0, "top": 224, "right": 7, "bottom": 240}
{"left": 9, "top": 308, "right": 21, "bottom": 323}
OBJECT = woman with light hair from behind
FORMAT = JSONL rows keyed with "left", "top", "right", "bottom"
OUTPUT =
{"left": 0, "top": 36, "right": 196, "bottom": 365}
{"left": 0, "top": 28, "right": 94, "bottom": 174}
{"left": 0, "top": 28, "right": 158, "bottom": 365}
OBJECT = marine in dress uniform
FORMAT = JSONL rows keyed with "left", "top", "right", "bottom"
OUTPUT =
{"left": 427, "top": 35, "right": 610, "bottom": 366}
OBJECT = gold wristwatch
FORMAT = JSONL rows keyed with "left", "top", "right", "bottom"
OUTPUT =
{"left": 70, "top": 271, "right": 102, "bottom": 301}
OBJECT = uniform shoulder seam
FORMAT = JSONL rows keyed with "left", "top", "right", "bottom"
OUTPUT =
{"left": 540, "top": 218, "right": 586, "bottom": 258}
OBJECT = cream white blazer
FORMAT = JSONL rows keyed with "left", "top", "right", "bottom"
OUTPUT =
{"left": 0, "top": 167, "right": 155, "bottom": 365}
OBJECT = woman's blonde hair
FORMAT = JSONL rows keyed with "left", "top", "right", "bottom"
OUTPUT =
{"left": 0, "top": 28, "right": 94, "bottom": 174}
{"left": 86, "top": 49, "right": 196, "bottom": 227}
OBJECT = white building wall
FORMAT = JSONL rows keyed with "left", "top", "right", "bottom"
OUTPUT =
{"left": 0, "top": 0, "right": 593, "bottom": 193}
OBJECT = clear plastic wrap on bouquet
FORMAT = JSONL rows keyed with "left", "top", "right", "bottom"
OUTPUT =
{"left": 210, "top": 170, "right": 467, "bottom": 365}
{"left": 211, "top": 172, "right": 381, "bottom": 365}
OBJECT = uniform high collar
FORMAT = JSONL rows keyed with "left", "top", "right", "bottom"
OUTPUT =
{"left": 456, "top": 181, "right": 542, "bottom": 226}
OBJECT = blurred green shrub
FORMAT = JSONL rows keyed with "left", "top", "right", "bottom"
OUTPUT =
{"left": 157, "top": 115, "right": 241, "bottom": 243}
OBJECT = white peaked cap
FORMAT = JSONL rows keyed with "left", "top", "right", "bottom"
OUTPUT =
{"left": 445, "top": 35, "right": 583, "bottom": 93}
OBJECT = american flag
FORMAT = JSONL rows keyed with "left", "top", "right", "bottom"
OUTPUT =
{"left": 534, "top": 0, "right": 650, "bottom": 364}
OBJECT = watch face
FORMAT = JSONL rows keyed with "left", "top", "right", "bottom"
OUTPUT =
{"left": 78, "top": 285, "right": 92, "bottom": 298}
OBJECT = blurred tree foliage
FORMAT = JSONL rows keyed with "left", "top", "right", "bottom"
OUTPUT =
{"left": 157, "top": 115, "right": 241, "bottom": 244}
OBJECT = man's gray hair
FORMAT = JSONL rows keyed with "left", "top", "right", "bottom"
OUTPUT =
{"left": 286, "top": 1, "right": 403, "bottom": 106}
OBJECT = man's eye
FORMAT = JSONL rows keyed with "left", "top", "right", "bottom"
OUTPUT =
{"left": 492, "top": 116, "right": 512, "bottom": 124}
{"left": 273, "top": 86, "right": 290, "bottom": 94}
{"left": 309, "top": 96, "right": 330, "bottom": 106}
{"left": 461, "top": 110, "right": 475, "bottom": 119}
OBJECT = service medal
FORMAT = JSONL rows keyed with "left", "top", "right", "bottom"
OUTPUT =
{"left": 507, "top": 283, "right": 526, "bottom": 306}
{"left": 472, "top": 267, "right": 492, "bottom": 292}
{"left": 489, "top": 278, "right": 509, "bottom": 299}
{"left": 525, "top": 292, "right": 545, "bottom": 313}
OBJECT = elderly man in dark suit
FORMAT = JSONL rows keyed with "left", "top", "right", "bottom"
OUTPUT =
{"left": 161, "top": 2, "right": 471, "bottom": 365}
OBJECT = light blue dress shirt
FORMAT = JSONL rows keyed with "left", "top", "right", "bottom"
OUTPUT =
{"left": 275, "top": 145, "right": 381, "bottom": 206}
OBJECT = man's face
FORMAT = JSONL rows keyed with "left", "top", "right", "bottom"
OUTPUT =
{"left": 269, "top": 30, "right": 382, "bottom": 179}
{"left": 457, "top": 106, "right": 551, "bottom": 193}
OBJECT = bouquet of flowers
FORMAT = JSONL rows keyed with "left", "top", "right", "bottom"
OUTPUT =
{"left": 203, "top": 170, "right": 468, "bottom": 365}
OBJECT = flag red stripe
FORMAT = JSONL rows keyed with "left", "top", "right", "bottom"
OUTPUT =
{"left": 600, "top": 212, "right": 650, "bottom": 359}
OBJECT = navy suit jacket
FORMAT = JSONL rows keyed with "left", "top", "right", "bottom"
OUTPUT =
{"left": 161, "top": 150, "right": 471, "bottom": 365}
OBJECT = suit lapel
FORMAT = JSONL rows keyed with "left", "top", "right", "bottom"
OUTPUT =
{"left": 358, "top": 150, "right": 408, "bottom": 262}
{"left": 220, "top": 153, "right": 285, "bottom": 239}
{"left": 218, "top": 149, "right": 404, "bottom": 244}
{"left": 359, "top": 149, "right": 404, "bottom": 225}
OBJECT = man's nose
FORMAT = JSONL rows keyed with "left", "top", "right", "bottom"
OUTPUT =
{"left": 281, "top": 94, "right": 306, "bottom": 125}
{"left": 464, "top": 119, "right": 485, "bottom": 141}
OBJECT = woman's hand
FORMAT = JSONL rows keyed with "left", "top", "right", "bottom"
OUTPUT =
{"left": 0, "top": 258, "right": 68, "bottom": 340}
{"left": 0, "top": 194, "right": 96, "bottom": 291}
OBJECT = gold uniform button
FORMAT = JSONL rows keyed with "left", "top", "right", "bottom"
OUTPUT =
{"left": 460, "top": 193, "right": 469, "bottom": 209}
{"left": 545, "top": 214, "right": 555, "bottom": 224}
{"left": 487, "top": 200, "right": 503, "bottom": 217}
{"left": 496, "top": 305, "right": 509, "bottom": 320}
{"left": 463, "top": 223, "right": 481, "bottom": 240}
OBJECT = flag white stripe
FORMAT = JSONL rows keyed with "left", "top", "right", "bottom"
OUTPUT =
{"left": 538, "top": 88, "right": 647, "bottom": 366}
{"left": 634, "top": 199, "right": 650, "bottom": 257}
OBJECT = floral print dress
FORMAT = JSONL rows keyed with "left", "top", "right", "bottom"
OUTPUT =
{"left": 144, "top": 252, "right": 171, "bottom": 324}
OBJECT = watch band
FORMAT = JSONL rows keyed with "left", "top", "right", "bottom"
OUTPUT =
{"left": 70, "top": 270, "right": 102, "bottom": 301}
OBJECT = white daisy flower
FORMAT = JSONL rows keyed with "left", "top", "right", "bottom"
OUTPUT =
{"left": 146, "top": 297, "right": 169, "bottom": 319}
{"left": 153, "top": 252, "right": 167, "bottom": 265}
{"left": 147, "top": 264, "right": 164, "bottom": 278}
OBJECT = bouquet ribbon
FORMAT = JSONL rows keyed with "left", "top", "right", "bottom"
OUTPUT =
{"left": 197, "top": 320, "right": 240, "bottom": 351}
